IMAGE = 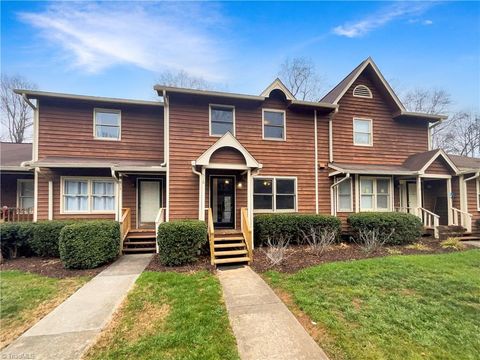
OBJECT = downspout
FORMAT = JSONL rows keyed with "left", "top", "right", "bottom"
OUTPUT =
{"left": 191, "top": 162, "right": 204, "bottom": 221}
{"left": 330, "top": 173, "right": 350, "bottom": 216}
{"left": 163, "top": 90, "right": 170, "bottom": 220}
{"left": 428, "top": 120, "right": 443, "bottom": 150}
{"left": 328, "top": 109, "right": 337, "bottom": 163}
{"left": 110, "top": 168, "right": 121, "bottom": 221}
{"left": 314, "top": 110, "right": 319, "bottom": 214}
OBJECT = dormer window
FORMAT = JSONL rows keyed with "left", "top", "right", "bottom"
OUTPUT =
{"left": 353, "top": 85, "right": 372, "bottom": 98}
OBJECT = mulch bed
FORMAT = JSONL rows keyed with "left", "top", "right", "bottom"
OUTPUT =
{"left": 251, "top": 237, "right": 476, "bottom": 273}
{"left": 0, "top": 257, "right": 109, "bottom": 278}
{"left": 146, "top": 254, "right": 215, "bottom": 273}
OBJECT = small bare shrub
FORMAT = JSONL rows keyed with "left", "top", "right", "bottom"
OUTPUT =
{"left": 351, "top": 228, "right": 395, "bottom": 253}
{"left": 261, "top": 234, "right": 291, "bottom": 266}
{"left": 440, "top": 237, "right": 465, "bottom": 250}
{"left": 301, "top": 227, "right": 337, "bottom": 256}
{"left": 406, "top": 243, "right": 431, "bottom": 251}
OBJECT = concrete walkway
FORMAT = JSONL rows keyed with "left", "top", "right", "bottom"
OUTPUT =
{"left": 1, "top": 254, "right": 152, "bottom": 360}
{"left": 464, "top": 240, "right": 480, "bottom": 248}
{"left": 217, "top": 266, "right": 329, "bottom": 360}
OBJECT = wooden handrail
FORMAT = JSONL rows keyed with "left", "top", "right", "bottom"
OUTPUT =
{"left": 207, "top": 208, "right": 215, "bottom": 265}
{"left": 155, "top": 208, "right": 165, "bottom": 253}
{"left": 241, "top": 207, "right": 253, "bottom": 264}
{"left": 120, "top": 208, "right": 131, "bottom": 254}
{"left": 1, "top": 207, "right": 34, "bottom": 222}
{"left": 418, "top": 207, "right": 440, "bottom": 239}
{"left": 451, "top": 207, "right": 472, "bottom": 233}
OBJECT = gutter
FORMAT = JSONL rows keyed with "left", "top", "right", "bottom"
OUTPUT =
{"left": 464, "top": 171, "right": 480, "bottom": 182}
{"left": 330, "top": 173, "right": 350, "bottom": 216}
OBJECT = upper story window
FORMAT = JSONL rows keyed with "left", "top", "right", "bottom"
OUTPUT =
{"left": 263, "top": 109, "right": 286, "bottom": 140}
{"left": 353, "top": 85, "right": 373, "bottom": 98}
{"left": 360, "top": 177, "right": 391, "bottom": 211}
{"left": 94, "top": 109, "right": 121, "bottom": 140}
{"left": 62, "top": 177, "right": 115, "bottom": 213}
{"left": 17, "top": 179, "right": 34, "bottom": 209}
{"left": 210, "top": 105, "right": 235, "bottom": 136}
{"left": 253, "top": 177, "right": 296, "bottom": 212}
{"left": 353, "top": 118, "right": 373, "bottom": 146}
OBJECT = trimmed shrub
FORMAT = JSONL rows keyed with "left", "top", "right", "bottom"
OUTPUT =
{"left": 0, "top": 222, "right": 36, "bottom": 259}
{"left": 157, "top": 220, "right": 207, "bottom": 266}
{"left": 31, "top": 220, "right": 76, "bottom": 257}
{"left": 59, "top": 220, "right": 120, "bottom": 269}
{"left": 348, "top": 212, "right": 422, "bottom": 245}
{"left": 254, "top": 214, "right": 341, "bottom": 245}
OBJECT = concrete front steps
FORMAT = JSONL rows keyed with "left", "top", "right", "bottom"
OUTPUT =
{"left": 123, "top": 229, "right": 156, "bottom": 254}
{"left": 213, "top": 230, "right": 250, "bottom": 265}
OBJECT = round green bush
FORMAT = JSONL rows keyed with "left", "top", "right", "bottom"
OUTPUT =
{"left": 0, "top": 222, "right": 36, "bottom": 259}
{"left": 157, "top": 220, "right": 207, "bottom": 266}
{"left": 347, "top": 212, "right": 422, "bottom": 245}
{"left": 59, "top": 220, "right": 120, "bottom": 269}
{"left": 254, "top": 213, "right": 341, "bottom": 245}
{"left": 31, "top": 220, "right": 76, "bottom": 257}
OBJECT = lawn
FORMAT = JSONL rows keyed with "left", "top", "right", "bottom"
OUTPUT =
{"left": 85, "top": 271, "right": 239, "bottom": 360}
{"left": 0, "top": 270, "right": 88, "bottom": 348}
{"left": 265, "top": 250, "right": 480, "bottom": 360}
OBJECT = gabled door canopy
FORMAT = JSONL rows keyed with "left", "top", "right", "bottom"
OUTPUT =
{"left": 193, "top": 132, "right": 262, "bottom": 169}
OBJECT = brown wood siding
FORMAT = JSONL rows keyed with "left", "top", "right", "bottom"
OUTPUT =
{"left": 0, "top": 173, "right": 34, "bottom": 207}
{"left": 210, "top": 147, "right": 246, "bottom": 164}
{"left": 466, "top": 179, "right": 480, "bottom": 234}
{"left": 451, "top": 177, "right": 461, "bottom": 209}
{"left": 333, "top": 74, "right": 429, "bottom": 165}
{"left": 38, "top": 98, "right": 164, "bottom": 162}
{"left": 425, "top": 157, "right": 455, "bottom": 175}
{"left": 168, "top": 93, "right": 320, "bottom": 222}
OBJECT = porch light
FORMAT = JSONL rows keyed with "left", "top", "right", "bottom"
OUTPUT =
{"left": 225, "top": 179, "right": 230, "bottom": 185}
{"left": 237, "top": 182, "right": 243, "bottom": 188}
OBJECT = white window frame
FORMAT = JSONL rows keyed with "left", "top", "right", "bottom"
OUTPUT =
{"left": 16, "top": 179, "right": 34, "bottom": 209}
{"left": 93, "top": 108, "right": 121, "bottom": 141}
{"left": 253, "top": 176, "right": 297, "bottom": 213}
{"left": 209, "top": 104, "right": 236, "bottom": 137}
{"left": 336, "top": 177, "right": 353, "bottom": 212}
{"left": 358, "top": 176, "right": 393, "bottom": 212}
{"left": 353, "top": 85, "right": 373, "bottom": 98}
{"left": 61, "top": 177, "right": 116, "bottom": 214}
{"left": 262, "top": 109, "right": 286, "bottom": 141}
{"left": 353, "top": 117, "right": 373, "bottom": 147}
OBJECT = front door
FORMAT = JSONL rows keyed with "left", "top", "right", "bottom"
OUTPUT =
{"left": 210, "top": 176, "right": 235, "bottom": 229}
{"left": 407, "top": 182, "right": 418, "bottom": 213}
{"left": 138, "top": 180, "right": 162, "bottom": 228}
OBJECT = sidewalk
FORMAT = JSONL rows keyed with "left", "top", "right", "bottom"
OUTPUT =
{"left": 217, "top": 266, "right": 329, "bottom": 360}
{"left": 1, "top": 254, "right": 152, "bottom": 360}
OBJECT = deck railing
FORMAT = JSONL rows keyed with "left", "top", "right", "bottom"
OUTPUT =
{"left": 155, "top": 208, "right": 165, "bottom": 253}
{"left": 120, "top": 208, "right": 131, "bottom": 254}
{"left": 418, "top": 207, "right": 440, "bottom": 239}
{"left": 1, "top": 207, "right": 33, "bottom": 223}
{"left": 207, "top": 208, "right": 215, "bottom": 265}
{"left": 451, "top": 207, "right": 472, "bottom": 233}
{"left": 241, "top": 207, "right": 253, "bottom": 264}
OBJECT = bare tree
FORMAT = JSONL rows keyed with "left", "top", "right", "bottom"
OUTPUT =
{"left": 1, "top": 74, "right": 37, "bottom": 143}
{"left": 157, "top": 70, "right": 212, "bottom": 90}
{"left": 278, "top": 57, "right": 324, "bottom": 101}
{"left": 440, "top": 111, "right": 480, "bottom": 157}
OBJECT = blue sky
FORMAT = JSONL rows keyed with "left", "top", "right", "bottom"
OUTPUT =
{"left": 2, "top": 1, "right": 479, "bottom": 112}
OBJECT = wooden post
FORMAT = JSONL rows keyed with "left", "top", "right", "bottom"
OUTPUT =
{"left": 446, "top": 178, "right": 452, "bottom": 225}
{"left": 416, "top": 176, "right": 422, "bottom": 217}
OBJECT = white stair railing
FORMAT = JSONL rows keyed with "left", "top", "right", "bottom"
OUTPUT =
{"left": 451, "top": 207, "right": 472, "bottom": 233}
{"left": 155, "top": 208, "right": 165, "bottom": 253}
{"left": 418, "top": 207, "right": 440, "bottom": 239}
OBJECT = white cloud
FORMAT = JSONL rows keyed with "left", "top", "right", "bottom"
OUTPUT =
{"left": 423, "top": 19, "right": 434, "bottom": 25}
{"left": 18, "top": 2, "right": 229, "bottom": 81}
{"left": 333, "top": 2, "right": 436, "bottom": 38}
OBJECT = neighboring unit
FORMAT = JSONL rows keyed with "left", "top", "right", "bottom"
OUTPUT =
{"left": 3, "top": 57, "right": 478, "bottom": 264}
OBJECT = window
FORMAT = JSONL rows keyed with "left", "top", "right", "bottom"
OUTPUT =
{"left": 263, "top": 109, "right": 285, "bottom": 140}
{"left": 62, "top": 178, "right": 115, "bottom": 213}
{"left": 337, "top": 177, "right": 352, "bottom": 212}
{"left": 210, "top": 105, "right": 235, "bottom": 136}
{"left": 353, "top": 85, "right": 373, "bottom": 98}
{"left": 17, "top": 180, "right": 34, "bottom": 209}
{"left": 360, "top": 177, "right": 391, "bottom": 211}
{"left": 94, "top": 109, "right": 121, "bottom": 140}
{"left": 253, "top": 177, "right": 296, "bottom": 212}
{"left": 353, "top": 118, "right": 372, "bottom": 146}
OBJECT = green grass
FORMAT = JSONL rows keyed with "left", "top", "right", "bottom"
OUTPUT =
{"left": 0, "top": 270, "right": 88, "bottom": 348}
{"left": 86, "top": 271, "right": 239, "bottom": 360}
{"left": 265, "top": 250, "right": 480, "bottom": 360}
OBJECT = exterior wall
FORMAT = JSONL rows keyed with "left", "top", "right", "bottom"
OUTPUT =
{"left": 466, "top": 179, "right": 480, "bottom": 234}
{"left": 210, "top": 147, "right": 246, "bottom": 164}
{"left": 168, "top": 92, "right": 322, "bottom": 222}
{"left": 0, "top": 173, "right": 34, "bottom": 207}
{"left": 38, "top": 98, "right": 164, "bottom": 162}
{"left": 332, "top": 73, "right": 429, "bottom": 165}
{"left": 425, "top": 157, "right": 455, "bottom": 175}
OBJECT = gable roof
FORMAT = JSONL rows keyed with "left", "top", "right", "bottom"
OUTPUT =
{"left": 403, "top": 149, "right": 459, "bottom": 174}
{"left": 0, "top": 142, "right": 32, "bottom": 171}
{"left": 320, "top": 57, "right": 446, "bottom": 123}
{"left": 260, "top": 78, "right": 296, "bottom": 100}
{"left": 448, "top": 154, "right": 480, "bottom": 172}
